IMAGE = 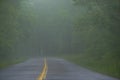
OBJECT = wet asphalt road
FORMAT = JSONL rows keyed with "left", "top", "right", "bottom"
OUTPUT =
{"left": 0, "top": 58, "right": 44, "bottom": 80}
{"left": 0, "top": 58, "right": 119, "bottom": 80}
{"left": 46, "top": 58, "right": 119, "bottom": 80}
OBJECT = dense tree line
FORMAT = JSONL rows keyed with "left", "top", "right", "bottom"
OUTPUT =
{"left": 0, "top": 0, "right": 36, "bottom": 61}
{"left": 72, "top": 0, "right": 120, "bottom": 61}
{"left": 70, "top": 0, "right": 120, "bottom": 78}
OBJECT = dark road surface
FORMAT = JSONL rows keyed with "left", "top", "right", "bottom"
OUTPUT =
{"left": 0, "top": 58, "right": 119, "bottom": 80}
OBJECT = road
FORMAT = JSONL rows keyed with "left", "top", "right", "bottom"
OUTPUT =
{"left": 0, "top": 58, "right": 119, "bottom": 80}
{"left": 0, "top": 58, "right": 44, "bottom": 80}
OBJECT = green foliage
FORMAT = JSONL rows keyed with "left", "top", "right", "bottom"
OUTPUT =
{"left": 0, "top": 0, "right": 36, "bottom": 66}
{"left": 70, "top": 0, "right": 120, "bottom": 78}
{"left": 72, "top": 0, "right": 120, "bottom": 59}
{"left": 0, "top": 57, "right": 28, "bottom": 69}
{"left": 63, "top": 54, "right": 120, "bottom": 78}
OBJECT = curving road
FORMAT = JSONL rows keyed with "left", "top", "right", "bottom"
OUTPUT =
{"left": 0, "top": 58, "right": 119, "bottom": 80}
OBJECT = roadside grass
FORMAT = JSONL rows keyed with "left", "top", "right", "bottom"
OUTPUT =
{"left": 61, "top": 54, "right": 120, "bottom": 79}
{"left": 0, "top": 58, "right": 28, "bottom": 69}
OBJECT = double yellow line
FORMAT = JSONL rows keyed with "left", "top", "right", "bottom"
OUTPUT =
{"left": 37, "top": 58, "right": 48, "bottom": 80}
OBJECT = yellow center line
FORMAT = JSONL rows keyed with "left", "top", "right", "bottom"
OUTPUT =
{"left": 37, "top": 58, "right": 48, "bottom": 80}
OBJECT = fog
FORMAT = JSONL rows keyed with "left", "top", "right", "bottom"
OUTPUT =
{"left": 14, "top": 0, "right": 79, "bottom": 56}
{"left": 0, "top": 0, "right": 120, "bottom": 77}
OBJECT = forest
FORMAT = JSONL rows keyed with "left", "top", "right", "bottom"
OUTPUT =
{"left": 0, "top": 0, "right": 120, "bottom": 78}
{"left": 68, "top": 0, "right": 120, "bottom": 78}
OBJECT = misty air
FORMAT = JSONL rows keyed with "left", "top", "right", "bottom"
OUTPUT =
{"left": 0, "top": 0, "right": 120, "bottom": 80}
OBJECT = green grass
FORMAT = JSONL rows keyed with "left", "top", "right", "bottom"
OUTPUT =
{"left": 0, "top": 58, "right": 28, "bottom": 69}
{"left": 61, "top": 54, "right": 120, "bottom": 79}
